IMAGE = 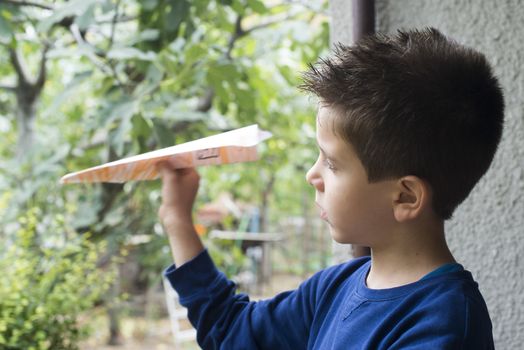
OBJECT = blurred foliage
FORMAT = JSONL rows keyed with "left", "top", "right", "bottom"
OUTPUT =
{"left": 0, "top": 209, "right": 113, "bottom": 349}
{"left": 0, "top": 0, "right": 328, "bottom": 344}
{"left": 207, "top": 238, "right": 249, "bottom": 279}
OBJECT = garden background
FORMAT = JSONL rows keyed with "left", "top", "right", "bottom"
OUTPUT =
{"left": 0, "top": 0, "right": 329, "bottom": 348}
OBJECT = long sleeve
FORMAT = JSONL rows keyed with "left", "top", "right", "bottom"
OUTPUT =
{"left": 164, "top": 250, "right": 320, "bottom": 349}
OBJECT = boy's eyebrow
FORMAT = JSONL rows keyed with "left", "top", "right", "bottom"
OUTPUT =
{"left": 317, "top": 143, "right": 338, "bottom": 162}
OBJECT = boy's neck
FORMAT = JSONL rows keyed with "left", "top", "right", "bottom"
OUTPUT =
{"left": 366, "top": 220, "right": 456, "bottom": 289}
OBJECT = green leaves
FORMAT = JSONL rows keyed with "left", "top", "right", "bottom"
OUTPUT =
{"left": 75, "top": 2, "right": 96, "bottom": 31}
{"left": 151, "top": 118, "right": 175, "bottom": 147}
{"left": 0, "top": 210, "right": 113, "bottom": 349}
{"left": 107, "top": 47, "right": 157, "bottom": 61}
{"left": 0, "top": 1, "right": 329, "bottom": 344}
{"left": 246, "top": 0, "right": 268, "bottom": 14}
{"left": 206, "top": 61, "right": 240, "bottom": 108}
{"left": 38, "top": 0, "right": 100, "bottom": 33}
{"left": 163, "top": 99, "right": 206, "bottom": 123}
{"left": 138, "top": 0, "right": 193, "bottom": 52}
{"left": 0, "top": 7, "right": 13, "bottom": 44}
{"left": 106, "top": 98, "right": 139, "bottom": 156}
{"left": 168, "top": 0, "right": 191, "bottom": 33}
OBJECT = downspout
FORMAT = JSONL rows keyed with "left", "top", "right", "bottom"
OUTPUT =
{"left": 352, "top": 0, "right": 375, "bottom": 42}
{"left": 351, "top": 0, "right": 374, "bottom": 258}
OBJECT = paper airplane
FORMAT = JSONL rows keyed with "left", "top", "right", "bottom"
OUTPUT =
{"left": 60, "top": 124, "right": 272, "bottom": 184}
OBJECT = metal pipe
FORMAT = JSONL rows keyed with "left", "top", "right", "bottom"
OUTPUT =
{"left": 352, "top": 0, "right": 375, "bottom": 42}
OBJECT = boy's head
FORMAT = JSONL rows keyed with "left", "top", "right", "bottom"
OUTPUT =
{"left": 301, "top": 27, "right": 504, "bottom": 220}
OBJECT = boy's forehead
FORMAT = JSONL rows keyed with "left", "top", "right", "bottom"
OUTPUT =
{"left": 316, "top": 104, "right": 341, "bottom": 130}
{"left": 315, "top": 104, "right": 356, "bottom": 152}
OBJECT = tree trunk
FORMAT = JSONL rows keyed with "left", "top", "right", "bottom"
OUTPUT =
{"left": 107, "top": 262, "right": 123, "bottom": 345}
{"left": 15, "top": 92, "right": 37, "bottom": 159}
{"left": 9, "top": 46, "right": 47, "bottom": 160}
{"left": 259, "top": 173, "right": 275, "bottom": 233}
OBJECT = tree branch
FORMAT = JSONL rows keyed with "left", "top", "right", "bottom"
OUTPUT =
{"left": 225, "top": 15, "right": 245, "bottom": 60}
{"left": 8, "top": 47, "right": 30, "bottom": 86}
{"left": 69, "top": 23, "right": 128, "bottom": 91}
{"left": 244, "top": 13, "right": 302, "bottom": 36}
{"left": 203, "top": 12, "right": 302, "bottom": 112}
{"left": 8, "top": 42, "right": 48, "bottom": 93}
{"left": 96, "top": 15, "right": 137, "bottom": 25}
{"left": 196, "top": 87, "right": 214, "bottom": 112}
{"left": 225, "top": 13, "right": 302, "bottom": 59}
{"left": 35, "top": 42, "right": 50, "bottom": 90}
{"left": 283, "top": 0, "right": 328, "bottom": 16}
{"left": 2, "top": 0, "right": 53, "bottom": 11}
{"left": 69, "top": 24, "right": 112, "bottom": 74}
{"left": 189, "top": 6, "right": 311, "bottom": 120}
{"left": 0, "top": 84, "right": 17, "bottom": 92}
{"left": 107, "top": 0, "right": 122, "bottom": 51}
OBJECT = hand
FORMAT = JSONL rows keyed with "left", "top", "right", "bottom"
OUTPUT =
{"left": 157, "top": 160, "right": 204, "bottom": 265}
{"left": 158, "top": 160, "right": 200, "bottom": 228}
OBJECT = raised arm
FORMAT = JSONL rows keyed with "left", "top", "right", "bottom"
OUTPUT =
{"left": 158, "top": 160, "right": 323, "bottom": 349}
{"left": 158, "top": 160, "right": 204, "bottom": 266}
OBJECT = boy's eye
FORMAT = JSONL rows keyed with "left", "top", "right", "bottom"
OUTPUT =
{"left": 323, "top": 158, "right": 336, "bottom": 170}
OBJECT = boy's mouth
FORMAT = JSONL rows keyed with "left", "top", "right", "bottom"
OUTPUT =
{"left": 315, "top": 202, "right": 328, "bottom": 220}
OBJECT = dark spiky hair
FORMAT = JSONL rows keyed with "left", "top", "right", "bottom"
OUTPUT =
{"left": 300, "top": 28, "right": 504, "bottom": 219}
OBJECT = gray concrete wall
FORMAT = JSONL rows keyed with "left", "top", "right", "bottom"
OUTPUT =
{"left": 330, "top": 0, "right": 524, "bottom": 348}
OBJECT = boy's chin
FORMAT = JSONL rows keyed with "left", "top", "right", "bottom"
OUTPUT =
{"left": 328, "top": 228, "right": 353, "bottom": 245}
{"left": 328, "top": 227, "right": 367, "bottom": 246}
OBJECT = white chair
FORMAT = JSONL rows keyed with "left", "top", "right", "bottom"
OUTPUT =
{"left": 163, "top": 277, "right": 197, "bottom": 348}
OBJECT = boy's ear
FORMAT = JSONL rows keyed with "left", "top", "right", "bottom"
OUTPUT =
{"left": 392, "top": 176, "right": 431, "bottom": 222}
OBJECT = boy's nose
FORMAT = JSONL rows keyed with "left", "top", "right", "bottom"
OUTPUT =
{"left": 306, "top": 163, "right": 324, "bottom": 192}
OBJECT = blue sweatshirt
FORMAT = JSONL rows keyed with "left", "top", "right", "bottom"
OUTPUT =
{"left": 164, "top": 250, "right": 494, "bottom": 349}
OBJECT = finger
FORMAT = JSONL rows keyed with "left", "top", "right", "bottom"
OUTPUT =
{"left": 157, "top": 160, "right": 175, "bottom": 174}
{"left": 158, "top": 162, "right": 188, "bottom": 184}
{"left": 158, "top": 164, "right": 177, "bottom": 189}
{"left": 178, "top": 166, "right": 199, "bottom": 178}
{"left": 158, "top": 159, "right": 196, "bottom": 176}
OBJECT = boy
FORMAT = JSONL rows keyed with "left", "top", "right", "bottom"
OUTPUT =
{"left": 159, "top": 28, "right": 503, "bottom": 349}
